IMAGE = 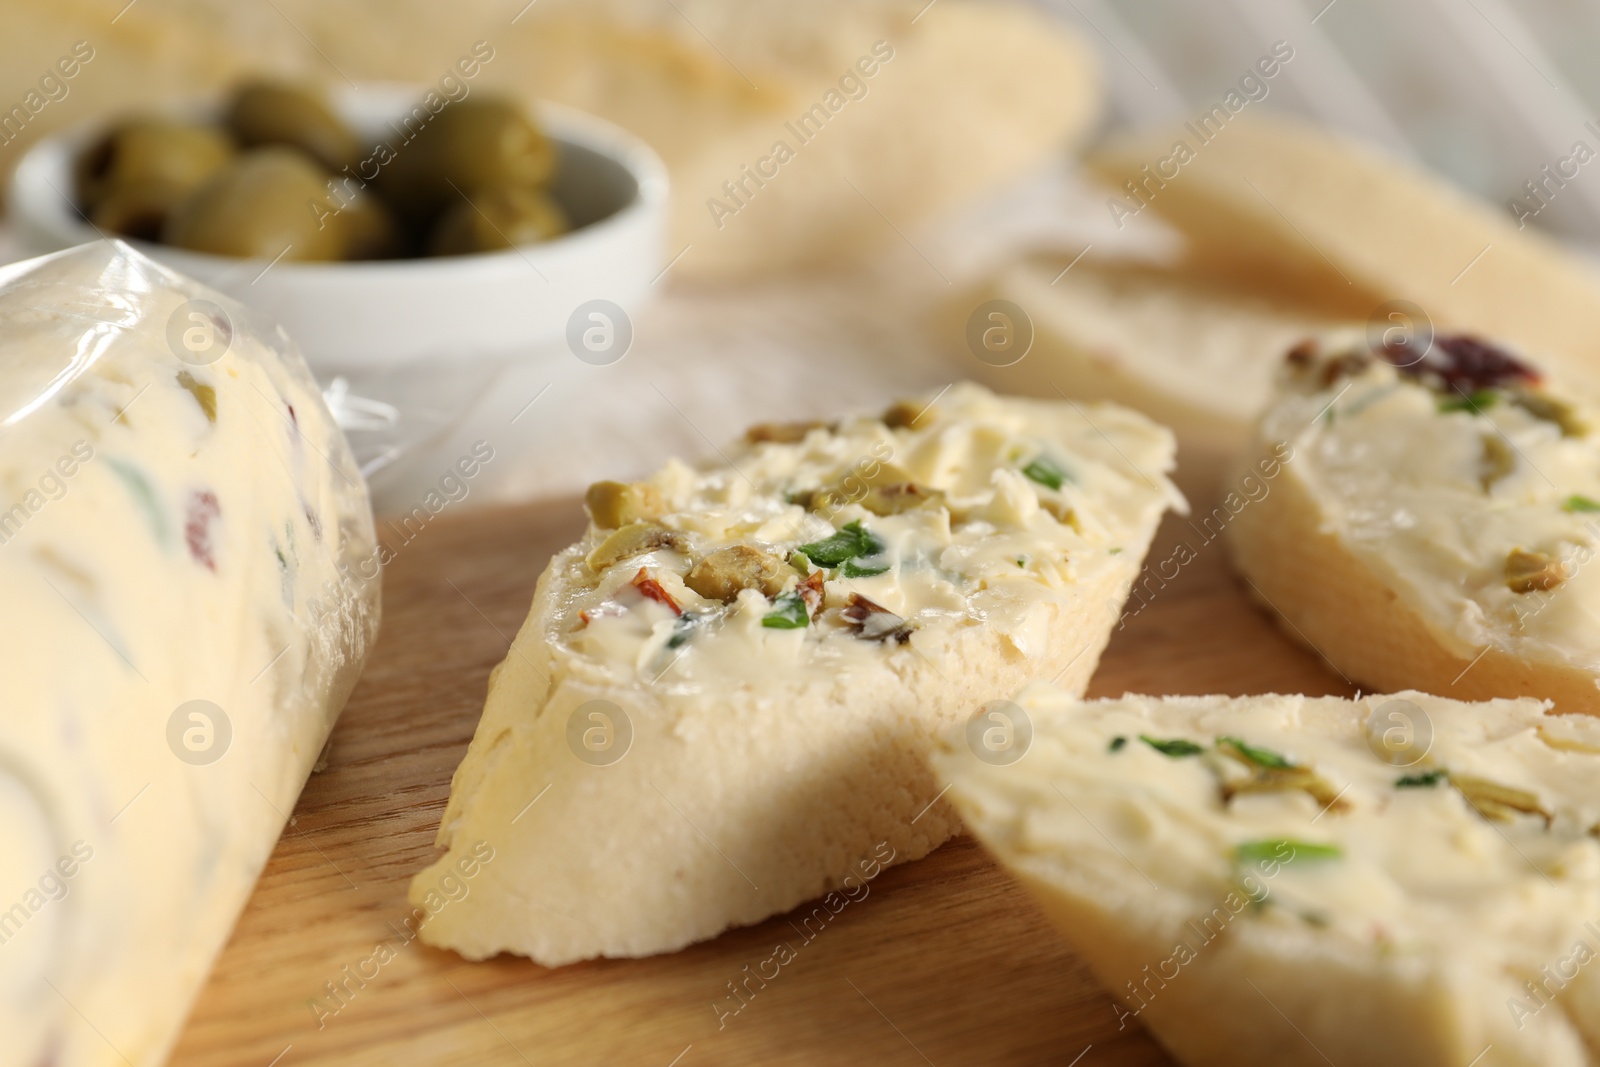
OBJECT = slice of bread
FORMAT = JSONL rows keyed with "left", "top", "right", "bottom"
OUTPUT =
{"left": 933, "top": 686, "right": 1600, "bottom": 1067}
{"left": 409, "top": 383, "right": 1183, "bottom": 964}
{"left": 1088, "top": 115, "right": 1600, "bottom": 397}
{"left": 1228, "top": 332, "right": 1600, "bottom": 714}
{"left": 957, "top": 258, "right": 1350, "bottom": 490}
{"left": 508, "top": 0, "right": 1102, "bottom": 279}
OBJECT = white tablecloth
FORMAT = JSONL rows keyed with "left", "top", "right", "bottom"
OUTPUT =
{"left": 352, "top": 160, "right": 1169, "bottom": 516}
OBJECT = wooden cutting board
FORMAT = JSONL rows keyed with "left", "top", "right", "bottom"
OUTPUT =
{"left": 168, "top": 495, "right": 1355, "bottom": 1067}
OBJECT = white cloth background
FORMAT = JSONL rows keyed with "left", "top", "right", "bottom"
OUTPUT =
{"left": 357, "top": 160, "right": 1175, "bottom": 516}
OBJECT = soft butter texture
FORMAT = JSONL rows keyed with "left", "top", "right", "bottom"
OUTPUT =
{"left": 937, "top": 687, "right": 1600, "bottom": 1067}
{"left": 0, "top": 243, "right": 379, "bottom": 1067}
{"left": 1260, "top": 334, "right": 1600, "bottom": 671}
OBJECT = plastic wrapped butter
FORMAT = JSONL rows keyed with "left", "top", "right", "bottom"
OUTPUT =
{"left": 0, "top": 243, "right": 379, "bottom": 1067}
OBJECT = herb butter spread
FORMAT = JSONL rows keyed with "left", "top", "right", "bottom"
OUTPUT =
{"left": 558, "top": 383, "right": 1183, "bottom": 689}
{"left": 1260, "top": 333, "right": 1600, "bottom": 674}
{"left": 936, "top": 687, "right": 1600, "bottom": 1067}
{"left": 0, "top": 244, "right": 378, "bottom": 1067}
{"left": 411, "top": 382, "right": 1181, "bottom": 965}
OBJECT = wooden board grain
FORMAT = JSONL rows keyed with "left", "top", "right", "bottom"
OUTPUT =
{"left": 168, "top": 496, "right": 1355, "bottom": 1067}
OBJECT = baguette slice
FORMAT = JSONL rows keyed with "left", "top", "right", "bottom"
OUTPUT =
{"left": 1087, "top": 115, "right": 1600, "bottom": 397}
{"left": 1229, "top": 332, "right": 1600, "bottom": 714}
{"left": 959, "top": 258, "right": 1350, "bottom": 471}
{"left": 496, "top": 0, "right": 1101, "bottom": 279}
{"left": 934, "top": 687, "right": 1600, "bottom": 1067}
{"left": 410, "top": 383, "right": 1182, "bottom": 964}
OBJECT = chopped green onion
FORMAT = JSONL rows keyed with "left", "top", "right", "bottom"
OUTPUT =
{"left": 1563, "top": 494, "right": 1600, "bottom": 514}
{"left": 1108, "top": 736, "right": 1128, "bottom": 753}
{"left": 841, "top": 556, "right": 890, "bottom": 578}
{"left": 1022, "top": 456, "right": 1068, "bottom": 491}
{"left": 798, "top": 520, "right": 883, "bottom": 569}
{"left": 107, "top": 458, "right": 169, "bottom": 545}
{"left": 761, "top": 591, "right": 809, "bottom": 630}
{"left": 1235, "top": 839, "right": 1342, "bottom": 866}
{"left": 666, "top": 611, "right": 706, "bottom": 649}
{"left": 1141, "top": 735, "right": 1203, "bottom": 758}
{"left": 1438, "top": 389, "right": 1497, "bottom": 415}
{"left": 1396, "top": 769, "right": 1447, "bottom": 788}
{"left": 1218, "top": 736, "right": 1297, "bottom": 769}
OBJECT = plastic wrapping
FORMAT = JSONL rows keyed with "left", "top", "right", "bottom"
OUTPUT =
{"left": 0, "top": 242, "right": 380, "bottom": 1067}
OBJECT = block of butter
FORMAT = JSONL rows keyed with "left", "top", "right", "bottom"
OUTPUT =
{"left": 0, "top": 243, "right": 379, "bottom": 1067}
{"left": 935, "top": 686, "right": 1600, "bottom": 1067}
{"left": 411, "top": 383, "right": 1182, "bottom": 964}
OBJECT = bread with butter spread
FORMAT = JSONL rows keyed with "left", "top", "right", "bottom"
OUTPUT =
{"left": 410, "top": 382, "right": 1182, "bottom": 964}
{"left": 935, "top": 686, "right": 1600, "bottom": 1067}
{"left": 1229, "top": 332, "right": 1600, "bottom": 714}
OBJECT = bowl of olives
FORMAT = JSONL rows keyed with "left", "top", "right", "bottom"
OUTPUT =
{"left": 9, "top": 80, "right": 668, "bottom": 372}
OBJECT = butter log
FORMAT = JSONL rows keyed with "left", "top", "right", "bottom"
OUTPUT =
{"left": 0, "top": 243, "right": 379, "bottom": 1067}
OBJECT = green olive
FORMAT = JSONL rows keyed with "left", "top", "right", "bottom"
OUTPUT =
{"left": 586, "top": 522, "right": 687, "bottom": 572}
{"left": 685, "top": 545, "right": 799, "bottom": 602}
{"left": 225, "top": 80, "right": 359, "bottom": 172}
{"left": 163, "top": 147, "right": 343, "bottom": 261}
{"left": 89, "top": 180, "right": 192, "bottom": 241}
{"left": 333, "top": 189, "right": 402, "bottom": 260}
{"left": 376, "top": 98, "right": 556, "bottom": 219}
{"left": 76, "top": 119, "right": 233, "bottom": 212}
{"left": 586, "top": 481, "right": 661, "bottom": 529}
{"left": 428, "top": 185, "right": 567, "bottom": 256}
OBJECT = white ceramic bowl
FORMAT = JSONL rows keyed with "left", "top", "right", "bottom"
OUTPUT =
{"left": 7, "top": 84, "right": 668, "bottom": 374}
